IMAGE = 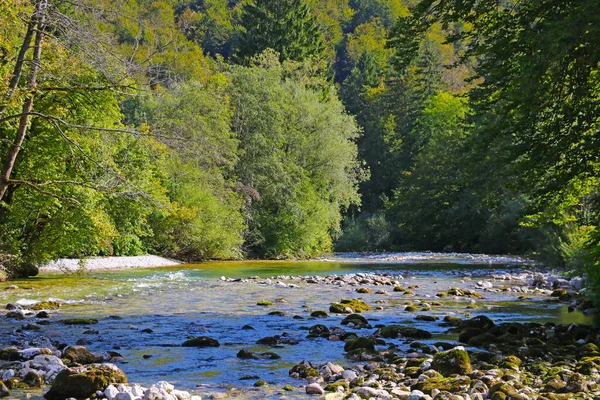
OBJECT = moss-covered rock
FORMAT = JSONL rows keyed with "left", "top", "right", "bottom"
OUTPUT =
{"left": 377, "top": 325, "right": 432, "bottom": 339}
{"left": 330, "top": 299, "right": 371, "bottom": 314}
{"left": 256, "top": 300, "right": 274, "bottom": 306}
{"left": 307, "top": 324, "right": 331, "bottom": 338}
{"left": 459, "top": 315, "right": 495, "bottom": 331}
{"left": 30, "top": 301, "right": 61, "bottom": 311}
{"left": 431, "top": 347, "right": 473, "bottom": 377}
{"left": 44, "top": 363, "right": 127, "bottom": 400}
{"left": 415, "top": 315, "right": 437, "bottom": 321}
{"left": 236, "top": 349, "right": 280, "bottom": 360}
{"left": 412, "top": 376, "right": 471, "bottom": 394}
{"left": 341, "top": 314, "right": 371, "bottom": 328}
{"left": 393, "top": 286, "right": 407, "bottom": 292}
{"left": 62, "top": 346, "right": 102, "bottom": 365}
{"left": 253, "top": 379, "right": 267, "bottom": 387}
{"left": 0, "top": 347, "right": 21, "bottom": 361}
{"left": 344, "top": 337, "right": 376, "bottom": 352}
{"left": 310, "top": 310, "right": 328, "bottom": 318}
{"left": 62, "top": 318, "right": 98, "bottom": 325}
{"left": 356, "top": 287, "right": 372, "bottom": 294}
{"left": 324, "top": 381, "right": 349, "bottom": 392}
{"left": 404, "top": 305, "right": 419, "bottom": 312}
{"left": 182, "top": 336, "right": 220, "bottom": 347}
{"left": 289, "top": 362, "right": 320, "bottom": 379}
{"left": 489, "top": 382, "right": 529, "bottom": 400}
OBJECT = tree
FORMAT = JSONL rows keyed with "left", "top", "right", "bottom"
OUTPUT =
{"left": 233, "top": 0, "right": 324, "bottom": 62}
{"left": 229, "top": 52, "right": 364, "bottom": 257}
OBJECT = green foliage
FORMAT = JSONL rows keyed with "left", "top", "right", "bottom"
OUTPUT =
{"left": 229, "top": 56, "right": 364, "bottom": 257}
{"left": 234, "top": 0, "right": 324, "bottom": 63}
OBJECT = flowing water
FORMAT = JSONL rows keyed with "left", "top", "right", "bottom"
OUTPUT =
{"left": 0, "top": 253, "right": 595, "bottom": 397}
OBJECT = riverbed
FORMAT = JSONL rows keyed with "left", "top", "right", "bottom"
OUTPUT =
{"left": 0, "top": 253, "right": 594, "bottom": 398}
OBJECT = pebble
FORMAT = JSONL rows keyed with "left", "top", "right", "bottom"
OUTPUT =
{"left": 306, "top": 383, "right": 325, "bottom": 395}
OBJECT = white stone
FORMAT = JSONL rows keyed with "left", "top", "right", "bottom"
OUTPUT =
{"left": 190, "top": 396, "right": 202, "bottom": 400}
{"left": 356, "top": 387, "right": 392, "bottom": 400}
{"left": 342, "top": 370, "right": 358, "bottom": 381}
{"left": 407, "top": 389, "right": 426, "bottom": 400}
{"left": 327, "top": 362, "right": 344, "bottom": 375}
{"left": 1, "top": 369, "right": 15, "bottom": 380}
{"left": 306, "top": 383, "right": 325, "bottom": 395}
{"left": 117, "top": 383, "right": 129, "bottom": 392}
{"left": 115, "top": 392, "right": 136, "bottom": 400}
{"left": 132, "top": 385, "right": 145, "bottom": 397}
{"left": 155, "top": 381, "right": 174, "bottom": 393}
{"left": 172, "top": 390, "right": 191, "bottom": 400}
{"left": 105, "top": 384, "right": 120, "bottom": 400}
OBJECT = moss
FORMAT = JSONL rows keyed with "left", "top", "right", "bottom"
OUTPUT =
{"left": 501, "top": 355, "right": 523, "bottom": 370}
{"left": 431, "top": 347, "right": 473, "bottom": 377}
{"left": 394, "top": 286, "right": 407, "bottom": 292}
{"left": 356, "top": 287, "right": 372, "bottom": 294}
{"left": 253, "top": 379, "right": 267, "bottom": 387}
{"left": 268, "top": 310, "right": 285, "bottom": 316}
{"left": 403, "top": 366, "right": 422, "bottom": 378}
{"left": 324, "top": 381, "right": 349, "bottom": 392}
{"left": 489, "top": 382, "right": 528, "bottom": 400}
{"left": 257, "top": 300, "right": 274, "bottom": 306}
{"left": 340, "top": 299, "right": 371, "bottom": 312}
{"left": 282, "top": 384, "right": 294, "bottom": 391}
{"left": 30, "top": 301, "right": 61, "bottom": 310}
{"left": 3, "top": 377, "right": 28, "bottom": 389}
{"left": 62, "top": 318, "right": 98, "bottom": 325}
{"left": 405, "top": 305, "right": 419, "bottom": 312}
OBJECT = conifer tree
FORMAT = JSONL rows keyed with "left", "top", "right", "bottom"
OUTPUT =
{"left": 234, "top": 0, "right": 323, "bottom": 62}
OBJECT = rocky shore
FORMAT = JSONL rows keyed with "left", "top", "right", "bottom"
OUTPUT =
{"left": 1, "top": 266, "right": 597, "bottom": 399}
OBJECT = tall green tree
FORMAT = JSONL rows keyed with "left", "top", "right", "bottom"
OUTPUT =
{"left": 233, "top": 0, "right": 324, "bottom": 62}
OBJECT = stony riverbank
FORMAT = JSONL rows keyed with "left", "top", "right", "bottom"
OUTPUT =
{"left": 1, "top": 265, "right": 597, "bottom": 399}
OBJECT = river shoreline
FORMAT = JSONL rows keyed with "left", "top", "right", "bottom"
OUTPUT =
{"left": 39, "top": 255, "right": 182, "bottom": 272}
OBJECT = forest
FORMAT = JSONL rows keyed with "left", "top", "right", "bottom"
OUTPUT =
{"left": 0, "top": 0, "right": 598, "bottom": 297}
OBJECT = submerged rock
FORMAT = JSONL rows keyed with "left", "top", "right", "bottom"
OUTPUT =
{"left": 44, "top": 363, "right": 127, "bottom": 400}
{"left": 341, "top": 314, "right": 371, "bottom": 329}
{"left": 236, "top": 349, "right": 280, "bottom": 360}
{"left": 181, "top": 336, "right": 220, "bottom": 348}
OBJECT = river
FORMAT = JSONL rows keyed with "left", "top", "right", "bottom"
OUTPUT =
{"left": 0, "top": 253, "right": 594, "bottom": 398}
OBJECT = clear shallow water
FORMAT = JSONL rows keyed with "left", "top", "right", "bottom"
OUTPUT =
{"left": 0, "top": 253, "right": 595, "bottom": 396}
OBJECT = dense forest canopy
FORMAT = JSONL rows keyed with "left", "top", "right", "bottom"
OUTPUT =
{"left": 0, "top": 0, "right": 598, "bottom": 297}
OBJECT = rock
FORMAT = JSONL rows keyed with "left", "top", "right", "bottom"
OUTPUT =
{"left": 310, "top": 310, "right": 328, "bottom": 318}
{"left": 6, "top": 310, "right": 26, "bottom": 320}
{"left": 407, "top": 389, "right": 427, "bottom": 400}
{"left": 115, "top": 392, "right": 136, "bottom": 400}
{"left": 62, "top": 346, "right": 102, "bottom": 365}
{"left": 44, "top": 363, "right": 127, "bottom": 400}
{"left": 342, "top": 370, "right": 358, "bottom": 381}
{"left": 236, "top": 349, "right": 280, "bottom": 360}
{"left": 253, "top": 379, "right": 267, "bottom": 387}
{"left": 289, "top": 361, "right": 320, "bottom": 379}
{"left": 377, "top": 325, "right": 432, "bottom": 339}
{"left": 31, "top": 301, "right": 62, "bottom": 310}
{"left": 344, "top": 337, "right": 376, "bottom": 352}
{"left": 0, "top": 381, "right": 9, "bottom": 398}
{"left": 171, "top": 389, "right": 191, "bottom": 399}
{"left": 181, "top": 336, "right": 220, "bottom": 348}
{"left": 306, "top": 383, "right": 325, "bottom": 395}
{"left": 62, "top": 318, "right": 99, "bottom": 325}
{"left": 104, "top": 384, "right": 119, "bottom": 400}
{"left": 341, "top": 314, "right": 371, "bottom": 328}
{"left": 356, "top": 387, "right": 392, "bottom": 399}
{"left": 431, "top": 346, "right": 472, "bottom": 377}
{"left": 330, "top": 299, "right": 371, "bottom": 314}
{"left": 256, "top": 300, "right": 273, "bottom": 306}
{"left": 308, "top": 324, "right": 331, "bottom": 338}
{"left": 0, "top": 347, "right": 21, "bottom": 361}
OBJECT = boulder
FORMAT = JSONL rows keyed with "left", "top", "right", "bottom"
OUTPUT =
{"left": 44, "top": 363, "right": 127, "bottom": 400}
{"left": 341, "top": 314, "right": 371, "bottom": 328}
{"left": 330, "top": 299, "right": 371, "bottom": 314}
{"left": 431, "top": 346, "right": 472, "bottom": 377}
{"left": 377, "top": 325, "right": 432, "bottom": 339}
{"left": 306, "top": 383, "right": 325, "bottom": 395}
{"left": 62, "top": 346, "right": 102, "bottom": 365}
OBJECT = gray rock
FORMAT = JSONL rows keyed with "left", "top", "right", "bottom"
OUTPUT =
{"left": 306, "top": 383, "right": 325, "bottom": 395}
{"left": 115, "top": 393, "right": 136, "bottom": 400}
{"left": 356, "top": 387, "right": 392, "bottom": 399}
{"left": 342, "top": 370, "right": 358, "bottom": 381}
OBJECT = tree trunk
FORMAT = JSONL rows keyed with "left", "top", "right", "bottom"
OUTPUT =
{"left": 0, "top": 0, "right": 47, "bottom": 202}
{"left": 0, "top": 3, "right": 38, "bottom": 118}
